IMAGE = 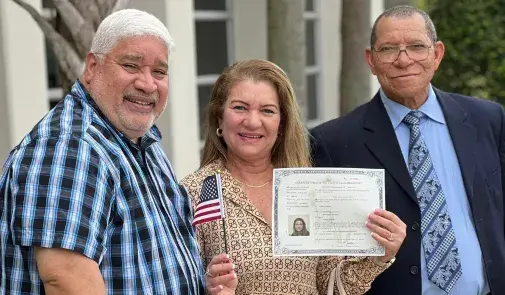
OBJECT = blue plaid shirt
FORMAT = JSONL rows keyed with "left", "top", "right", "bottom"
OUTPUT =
{"left": 0, "top": 81, "right": 204, "bottom": 294}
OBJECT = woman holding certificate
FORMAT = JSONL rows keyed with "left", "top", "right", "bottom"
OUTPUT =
{"left": 181, "top": 59, "right": 407, "bottom": 295}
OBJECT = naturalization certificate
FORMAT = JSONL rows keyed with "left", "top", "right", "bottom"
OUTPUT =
{"left": 272, "top": 168, "right": 385, "bottom": 256}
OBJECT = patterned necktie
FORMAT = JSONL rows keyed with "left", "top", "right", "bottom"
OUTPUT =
{"left": 403, "top": 110, "right": 462, "bottom": 294}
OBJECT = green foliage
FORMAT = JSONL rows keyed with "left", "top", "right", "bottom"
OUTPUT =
{"left": 428, "top": 0, "right": 505, "bottom": 103}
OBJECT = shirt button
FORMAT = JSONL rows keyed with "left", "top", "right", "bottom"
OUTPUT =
{"left": 410, "top": 265, "right": 419, "bottom": 275}
{"left": 411, "top": 222, "right": 420, "bottom": 231}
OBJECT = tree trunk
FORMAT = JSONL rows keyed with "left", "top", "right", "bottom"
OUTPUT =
{"left": 54, "top": 12, "right": 77, "bottom": 93}
{"left": 385, "top": 0, "right": 414, "bottom": 9}
{"left": 12, "top": 0, "right": 131, "bottom": 90}
{"left": 340, "top": 0, "right": 371, "bottom": 115}
{"left": 267, "top": 0, "right": 307, "bottom": 120}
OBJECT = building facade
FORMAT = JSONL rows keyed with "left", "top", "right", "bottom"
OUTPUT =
{"left": 0, "top": 0, "right": 384, "bottom": 178}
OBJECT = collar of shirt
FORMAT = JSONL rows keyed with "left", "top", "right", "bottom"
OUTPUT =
{"left": 73, "top": 80, "right": 162, "bottom": 150}
{"left": 379, "top": 84, "right": 446, "bottom": 128}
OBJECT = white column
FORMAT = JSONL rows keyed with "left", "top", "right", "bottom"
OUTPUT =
{"left": 163, "top": 0, "right": 200, "bottom": 179}
{"left": 320, "top": 0, "right": 341, "bottom": 119}
{"left": 131, "top": 0, "right": 200, "bottom": 179}
{"left": 133, "top": 0, "right": 200, "bottom": 179}
{"left": 370, "top": 0, "right": 385, "bottom": 97}
{"left": 232, "top": 0, "right": 268, "bottom": 61}
{"left": 0, "top": 0, "right": 48, "bottom": 163}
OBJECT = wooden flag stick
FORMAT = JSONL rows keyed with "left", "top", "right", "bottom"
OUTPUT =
{"left": 221, "top": 218, "right": 229, "bottom": 254}
{"left": 216, "top": 170, "right": 229, "bottom": 254}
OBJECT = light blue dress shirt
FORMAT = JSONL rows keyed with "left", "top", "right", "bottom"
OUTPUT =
{"left": 380, "top": 86, "right": 490, "bottom": 295}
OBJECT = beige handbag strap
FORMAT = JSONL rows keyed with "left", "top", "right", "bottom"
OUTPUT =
{"left": 327, "top": 267, "right": 336, "bottom": 295}
{"left": 327, "top": 260, "right": 347, "bottom": 295}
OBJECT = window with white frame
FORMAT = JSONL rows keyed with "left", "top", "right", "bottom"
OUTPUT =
{"left": 304, "top": 0, "right": 322, "bottom": 127}
{"left": 42, "top": 0, "right": 64, "bottom": 109}
{"left": 194, "top": 0, "right": 234, "bottom": 143}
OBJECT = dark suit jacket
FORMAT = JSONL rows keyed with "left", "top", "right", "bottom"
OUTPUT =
{"left": 310, "top": 89, "right": 505, "bottom": 295}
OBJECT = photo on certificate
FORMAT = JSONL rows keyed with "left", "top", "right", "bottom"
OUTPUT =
{"left": 272, "top": 168, "right": 385, "bottom": 256}
{"left": 288, "top": 215, "right": 310, "bottom": 237}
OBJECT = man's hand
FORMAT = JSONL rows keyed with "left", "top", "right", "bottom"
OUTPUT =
{"left": 35, "top": 247, "right": 105, "bottom": 295}
{"left": 205, "top": 254, "right": 237, "bottom": 295}
{"left": 366, "top": 208, "right": 407, "bottom": 263}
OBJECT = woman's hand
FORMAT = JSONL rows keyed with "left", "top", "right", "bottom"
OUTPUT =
{"left": 205, "top": 254, "right": 238, "bottom": 295}
{"left": 366, "top": 208, "right": 407, "bottom": 263}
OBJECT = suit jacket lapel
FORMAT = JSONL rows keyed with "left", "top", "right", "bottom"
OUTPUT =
{"left": 436, "top": 89, "right": 477, "bottom": 205}
{"left": 363, "top": 93, "right": 418, "bottom": 203}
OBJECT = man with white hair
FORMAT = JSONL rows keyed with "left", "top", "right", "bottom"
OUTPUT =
{"left": 0, "top": 9, "right": 205, "bottom": 294}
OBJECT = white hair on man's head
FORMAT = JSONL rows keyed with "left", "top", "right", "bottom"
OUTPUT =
{"left": 90, "top": 9, "right": 174, "bottom": 57}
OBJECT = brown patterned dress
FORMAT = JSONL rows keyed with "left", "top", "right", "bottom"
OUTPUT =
{"left": 181, "top": 160, "right": 392, "bottom": 295}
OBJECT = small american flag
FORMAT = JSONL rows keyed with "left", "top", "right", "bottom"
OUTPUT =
{"left": 192, "top": 173, "right": 225, "bottom": 226}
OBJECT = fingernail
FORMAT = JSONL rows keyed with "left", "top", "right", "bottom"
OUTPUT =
{"left": 232, "top": 264, "right": 236, "bottom": 269}
{"left": 225, "top": 254, "right": 229, "bottom": 259}
{"left": 233, "top": 272, "right": 237, "bottom": 279}
{"left": 370, "top": 232, "right": 375, "bottom": 237}
{"left": 365, "top": 221, "right": 368, "bottom": 226}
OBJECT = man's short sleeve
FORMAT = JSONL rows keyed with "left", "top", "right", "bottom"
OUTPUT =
{"left": 9, "top": 136, "right": 115, "bottom": 263}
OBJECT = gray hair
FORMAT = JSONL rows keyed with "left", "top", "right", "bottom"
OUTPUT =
{"left": 370, "top": 5, "right": 437, "bottom": 48}
{"left": 90, "top": 9, "right": 174, "bottom": 57}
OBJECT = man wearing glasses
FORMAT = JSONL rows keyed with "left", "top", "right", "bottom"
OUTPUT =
{"left": 311, "top": 5, "right": 504, "bottom": 295}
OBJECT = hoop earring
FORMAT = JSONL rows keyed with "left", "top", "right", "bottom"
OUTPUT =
{"left": 216, "top": 128, "right": 223, "bottom": 137}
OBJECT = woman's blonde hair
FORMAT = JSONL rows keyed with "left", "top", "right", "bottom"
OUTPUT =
{"left": 200, "top": 59, "right": 311, "bottom": 168}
